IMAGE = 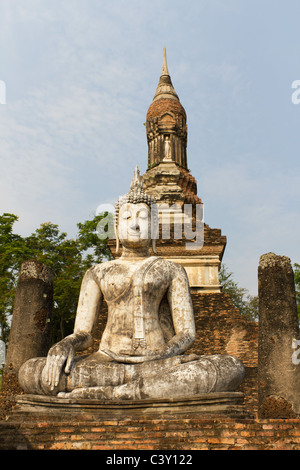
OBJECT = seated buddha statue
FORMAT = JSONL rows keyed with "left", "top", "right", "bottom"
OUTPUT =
{"left": 18, "top": 167, "right": 244, "bottom": 400}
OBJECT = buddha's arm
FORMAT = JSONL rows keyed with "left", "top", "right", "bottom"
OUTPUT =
{"left": 166, "top": 264, "right": 196, "bottom": 356}
{"left": 42, "top": 269, "right": 102, "bottom": 390}
{"left": 74, "top": 269, "right": 102, "bottom": 339}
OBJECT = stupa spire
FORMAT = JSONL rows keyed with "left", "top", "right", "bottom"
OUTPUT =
{"left": 152, "top": 47, "right": 179, "bottom": 102}
{"left": 161, "top": 46, "right": 169, "bottom": 75}
{"left": 146, "top": 48, "right": 187, "bottom": 169}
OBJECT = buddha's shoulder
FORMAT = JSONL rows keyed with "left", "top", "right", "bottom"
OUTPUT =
{"left": 84, "top": 259, "right": 120, "bottom": 279}
{"left": 148, "top": 256, "right": 188, "bottom": 279}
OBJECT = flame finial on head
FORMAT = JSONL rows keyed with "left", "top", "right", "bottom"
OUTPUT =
{"left": 117, "top": 166, "right": 154, "bottom": 207}
{"left": 130, "top": 166, "right": 143, "bottom": 192}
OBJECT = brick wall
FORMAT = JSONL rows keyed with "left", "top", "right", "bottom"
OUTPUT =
{"left": 1, "top": 413, "right": 300, "bottom": 450}
{"left": 190, "top": 293, "right": 258, "bottom": 415}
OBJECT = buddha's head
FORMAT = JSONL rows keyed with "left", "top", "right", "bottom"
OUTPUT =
{"left": 115, "top": 167, "right": 158, "bottom": 254}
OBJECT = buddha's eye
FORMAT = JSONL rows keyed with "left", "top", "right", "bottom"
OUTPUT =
{"left": 121, "top": 211, "right": 131, "bottom": 219}
{"left": 138, "top": 210, "right": 148, "bottom": 219}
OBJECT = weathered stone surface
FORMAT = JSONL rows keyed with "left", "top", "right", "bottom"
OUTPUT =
{"left": 4, "top": 260, "right": 54, "bottom": 375}
{"left": 258, "top": 252, "right": 300, "bottom": 417}
{"left": 14, "top": 391, "right": 247, "bottom": 418}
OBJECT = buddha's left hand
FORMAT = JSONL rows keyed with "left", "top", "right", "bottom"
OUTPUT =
{"left": 102, "top": 346, "right": 171, "bottom": 363}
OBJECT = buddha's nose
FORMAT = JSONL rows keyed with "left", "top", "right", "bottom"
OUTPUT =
{"left": 130, "top": 217, "right": 140, "bottom": 231}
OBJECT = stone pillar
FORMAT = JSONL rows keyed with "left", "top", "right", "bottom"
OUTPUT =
{"left": 258, "top": 252, "right": 300, "bottom": 418}
{"left": 4, "top": 260, "right": 54, "bottom": 377}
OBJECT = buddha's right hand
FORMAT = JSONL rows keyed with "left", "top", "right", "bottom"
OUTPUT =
{"left": 42, "top": 338, "right": 75, "bottom": 391}
{"left": 42, "top": 331, "right": 92, "bottom": 391}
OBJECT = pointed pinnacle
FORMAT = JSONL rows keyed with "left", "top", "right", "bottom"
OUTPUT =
{"left": 152, "top": 48, "right": 180, "bottom": 102}
{"left": 162, "top": 47, "right": 169, "bottom": 76}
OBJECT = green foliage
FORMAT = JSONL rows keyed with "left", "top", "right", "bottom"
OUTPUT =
{"left": 77, "top": 212, "right": 114, "bottom": 263}
{"left": 0, "top": 213, "right": 112, "bottom": 345}
{"left": 0, "top": 213, "right": 33, "bottom": 342}
{"left": 219, "top": 264, "right": 258, "bottom": 321}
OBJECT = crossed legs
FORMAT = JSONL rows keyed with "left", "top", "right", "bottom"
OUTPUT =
{"left": 19, "top": 352, "right": 244, "bottom": 400}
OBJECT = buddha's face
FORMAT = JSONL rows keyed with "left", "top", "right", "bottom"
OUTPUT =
{"left": 118, "top": 202, "right": 151, "bottom": 249}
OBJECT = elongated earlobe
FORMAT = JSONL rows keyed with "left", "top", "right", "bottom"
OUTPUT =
{"left": 114, "top": 220, "right": 120, "bottom": 254}
{"left": 152, "top": 239, "right": 156, "bottom": 254}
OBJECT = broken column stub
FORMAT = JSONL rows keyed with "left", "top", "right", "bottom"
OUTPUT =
{"left": 258, "top": 252, "right": 300, "bottom": 417}
{"left": 4, "top": 260, "right": 54, "bottom": 376}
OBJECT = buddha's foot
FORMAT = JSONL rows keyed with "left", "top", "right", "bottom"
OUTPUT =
{"left": 56, "top": 380, "right": 141, "bottom": 400}
{"left": 57, "top": 386, "right": 115, "bottom": 400}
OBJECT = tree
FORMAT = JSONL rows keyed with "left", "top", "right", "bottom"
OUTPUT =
{"left": 25, "top": 222, "right": 83, "bottom": 342}
{"left": 0, "top": 214, "right": 32, "bottom": 343}
{"left": 0, "top": 213, "right": 112, "bottom": 345}
{"left": 219, "top": 264, "right": 258, "bottom": 321}
{"left": 25, "top": 215, "right": 112, "bottom": 343}
{"left": 77, "top": 212, "right": 114, "bottom": 265}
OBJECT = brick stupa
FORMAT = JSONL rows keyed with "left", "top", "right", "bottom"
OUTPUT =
{"left": 108, "top": 48, "right": 226, "bottom": 294}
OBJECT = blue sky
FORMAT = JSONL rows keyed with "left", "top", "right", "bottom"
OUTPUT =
{"left": 0, "top": 0, "right": 299, "bottom": 295}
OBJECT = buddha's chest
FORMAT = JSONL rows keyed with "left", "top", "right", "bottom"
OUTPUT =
{"left": 99, "top": 260, "right": 169, "bottom": 304}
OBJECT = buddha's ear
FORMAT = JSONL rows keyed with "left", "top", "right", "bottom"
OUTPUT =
{"left": 114, "top": 220, "right": 120, "bottom": 254}
{"left": 116, "top": 236, "right": 120, "bottom": 254}
{"left": 152, "top": 239, "right": 157, "bottom": 254}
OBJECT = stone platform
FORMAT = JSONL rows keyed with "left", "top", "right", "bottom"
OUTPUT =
{"left": 14, "top": 391, "right": 247, "bottom": 418}
{"left": 5, "top": 392, "right": 300, "bottom": 450}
